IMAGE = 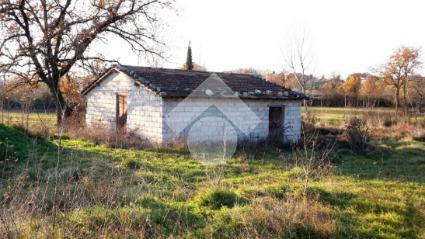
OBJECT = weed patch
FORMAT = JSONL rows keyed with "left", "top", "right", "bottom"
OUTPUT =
{"left": 198, "top": 189, "right": 248, "bottom": 210}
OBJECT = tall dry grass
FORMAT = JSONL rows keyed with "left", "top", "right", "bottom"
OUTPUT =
{"left": 206, "top": 196, "right": 335, "bottom": 239}
{"left": 0, "top": 145, "right": 133, "bottom": 238}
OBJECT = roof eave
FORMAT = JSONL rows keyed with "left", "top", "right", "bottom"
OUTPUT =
{"left": 161, "top": 95, "right": 305, "bottom": 100}
{"left": 81, "top": 67, "right": 120, "bottom": 95}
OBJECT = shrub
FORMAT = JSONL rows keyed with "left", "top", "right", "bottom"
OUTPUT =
{"left": 344, "top": 117, "right": 370, "bottom": 153}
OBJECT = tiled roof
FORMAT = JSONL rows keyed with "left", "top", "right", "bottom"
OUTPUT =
{"left": 83, "top": 65, "right": 307, "bottom": 100}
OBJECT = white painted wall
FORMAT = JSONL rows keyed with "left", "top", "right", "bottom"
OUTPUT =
{"left": 85, "top": 71, "right": 163, "bottom": 144}
{"left": 86, "top": 72, "right": 302, "bottom": 146}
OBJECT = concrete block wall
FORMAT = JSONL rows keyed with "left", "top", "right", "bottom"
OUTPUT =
{"left": 162, "top": 98, "right": 301, "bottom": 145}
{"left": 283, "top": 103, "right": 302, "bottom": 142}
{"left": 126, "top": 82, "right": 163, "bottom": 144}
{"left": 86, "top": 72, "right": 302, "bottom": 146}
{"left": 162, "top": 98, "right": 265, "bottom": 144}
{"left": 86, "top": 71, "right": 123, "bottom": 131}
{"left": 85, "top": 71, "right": 163, "bottom": 144}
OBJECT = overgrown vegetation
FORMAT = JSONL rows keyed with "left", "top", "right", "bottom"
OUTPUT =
{"left": 344, "top": 117, "right": 370, "bottom": 153}
{"left": 0, "top": 109, "right": 425, "bottom": 238}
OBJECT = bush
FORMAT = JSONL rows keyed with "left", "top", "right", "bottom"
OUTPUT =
{"left": 344, "top": 117, "right": 370, "bottom": 153}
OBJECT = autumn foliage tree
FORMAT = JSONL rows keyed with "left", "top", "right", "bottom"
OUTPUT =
{"left": 380, "top": 47, "right": 422, "bottom": 115}
{"left": 264, "top": 71, "right": 285, "bottom": 86}
{"left": 359, "top": 75, "right": 386, "bottom": 107}
{"left": 0, "top": 75, "right": 52, "bottom": 112}
{"left": 339, "top": 74, "right": 361, "bottom": 107}
{"left": 0, "top": 0, "right": 172, "bottom": 124}
{"left": 318, "top": 75, "right": 342, "bottom": 105}
{"left": 409, "top": 75, "right": 425, "bottom": 113}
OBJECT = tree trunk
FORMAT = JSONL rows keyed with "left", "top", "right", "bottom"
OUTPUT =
{"left": 395, "top": 88, "right": 401, "bottom": 119}
{"left": 55, "top": 90, "right": 73, "bottom": 127}
{"left": 45, "top": 80, "right": 72, "bottom": 127}
{"left": 0, "top": 96, "right": 3, "bottom": 124}
{"left": 403, "top": 80, "right": 408, "bottom": 116}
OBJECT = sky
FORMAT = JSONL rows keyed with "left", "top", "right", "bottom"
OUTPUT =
{"left": 108, "top": 0, "right": 425, "bottom": 78}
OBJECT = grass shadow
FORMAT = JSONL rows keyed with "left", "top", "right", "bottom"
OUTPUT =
{"left": 336, "top": 139, "right": 425, "bottom": 183}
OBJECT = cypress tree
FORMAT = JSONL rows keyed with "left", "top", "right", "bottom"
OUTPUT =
{"left": 185, "top": 41, "right": 194, "bottom": 71}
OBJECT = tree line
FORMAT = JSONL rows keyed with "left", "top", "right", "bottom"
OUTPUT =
{"left": 264, "top": 47, "right": 425, "bottom": 113}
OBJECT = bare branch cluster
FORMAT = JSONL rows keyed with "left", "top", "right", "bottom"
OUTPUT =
{"left": 0, "top": 0, "right": 172, "bottom": 123}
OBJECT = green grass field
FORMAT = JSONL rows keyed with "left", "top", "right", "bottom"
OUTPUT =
{"left": 303, "top": 107, "right": 425, "bottom": 126}
{"left": 1, "top": 107, "right": 423, "bottom": 129}
{"left": 1, "top": 121, "right": 425, "bottom": 238}
{"left": 0, "top": 111, "right": 55, "bottom": 129}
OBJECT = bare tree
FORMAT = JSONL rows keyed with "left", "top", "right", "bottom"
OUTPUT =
{"left": 284, "top": 30, "right": 315, "bottom": 112}
{"left": 0, "top": 0, "right": 172, "bottom": 124}
{"left": 380, "top": 47, "right": 422, "bottom": 115}
{"left": 284, "top": 31, "right": 314, "bottom": 95}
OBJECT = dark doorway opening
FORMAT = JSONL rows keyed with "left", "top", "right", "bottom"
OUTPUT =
{"left": 269, "top": 106, "right": 283, "bottom": 143}
{"left": 116, "top": 93, "right": 128, "bottom": 133}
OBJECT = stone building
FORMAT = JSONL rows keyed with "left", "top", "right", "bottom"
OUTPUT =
{"left": 82, "top": 65, "right": 306, "bottom": 146}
